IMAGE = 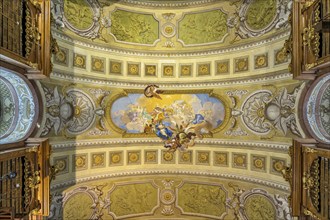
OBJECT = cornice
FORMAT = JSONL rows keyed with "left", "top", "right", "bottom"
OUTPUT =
{"left": 51, "top": 71, "right": 292, "bottom": 88}
{"left": 50, "top": 169, "right": 290, "bottom": 192}
{"left": 51, "top": 138, "right": 290, "bottom": 152}
{"left": 115, "top": 0, "right": 218, "bottom": 8}
{"left": 53, "top": 29, "right": 290, "bottom": 58}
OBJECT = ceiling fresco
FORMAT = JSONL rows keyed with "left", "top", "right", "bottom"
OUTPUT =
{"left": 37, "top": 79, "right": 304, "bottom": 142}
{"left": 51, "top": 0, "right": 291, "bottom": 53}
{"left": 49, "top": 175, "right": 291, "bottom": 219}
{"left": 44, "top": 0, "right": 300, "bottom": 219}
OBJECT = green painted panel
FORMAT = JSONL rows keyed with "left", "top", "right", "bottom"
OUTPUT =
{"left": 63, "top": 193, "right": 94, "bottom": 219}
{"left": 178, "top": 183, "right": 226, "bottom": 217}
{"left": 110, "top": 10, "right": 159, "bottom": 44}
{"left": 110, "top": 183, "right": 158, "bottom": 217}
{"left": 179, "top": 10, "right": 228, "bottom": 45}
{"left": 244, "top": 195, "right": 276, "bottom": 220}
{"left": 63, "top": 0, "right": 94, "bottom": 30}
{"left": 246, "top": 0, "right": 277, "bottom": 30}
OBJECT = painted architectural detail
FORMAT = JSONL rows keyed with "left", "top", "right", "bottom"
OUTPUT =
{"left": 305, "top": 73, "right": 330, "bottom": 143}
{"left": 52, "top": 0, "right": 101, "bottom": 39}
{"left": 41, "top": 85, "right": 96, "bottom": 136}
{"left": 49, "top": 178, "right": 291, "bottom": 220}
{"left": 0, "top": 69, "right": 36, "bottom": 144}
{"left": 176, "top": 182, "right": 228, "bottom": 219}
{"left": 238, "top": 188, "right": 292, "bottom": 220}
{"left": 228, "top": 0, "right": 292, "bottom": 40}
{"left": 108, "top": 182, "right": 159, "bottom": 219}
{"left": 178, "top": 9, "right": 228, "bottom": 45}
{"left": 110, "top": 9, "right": 159, "bottom": 45}
{"left": 242, "top": 85, "right": 303, "bottom": 137}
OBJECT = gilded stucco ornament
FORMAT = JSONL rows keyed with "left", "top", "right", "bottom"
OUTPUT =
{"left": 40, "top": 84, "right": 96, "bottom": 137}
{"left": 228, "top": 0, "right": 292, "bottom": 42}
{"left": 60, "top": 185, "right": 110, "bottom": 220}
{"left": 225, "top": 89, "right": 248, "bottom": 136}
{"left": 238, "top": 188, "right": 292, "bottom": 220}
{"left": 241, "top": 85, "right": 303, "bottom": 137}
{"left": 51, "top": 0, "right": 101, "bottom": 39}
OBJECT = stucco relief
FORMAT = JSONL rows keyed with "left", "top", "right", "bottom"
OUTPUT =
{"left": 41, "top": 84, "right": 96, "bottom": 137}
{"left": 49, "top": 177, "right": 291, "bottom": 220}
{"left": 241, "top": 85, "right": 303, "bottom": 137}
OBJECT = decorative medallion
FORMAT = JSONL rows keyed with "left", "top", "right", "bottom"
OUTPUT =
{"left": 109, "top": 151, "right": 123, "bottom": 166}
{"left": 110, "top": 60, "right": 122, "bottom": 75}
{"left": 91, "top": 152, "right": 105, "bottom": 168}
{"left": 73, "top": 53, "right": 86, "bottom": 69}
{"left": 236, "top": 0, "right": 291, "bottom": 38}
{"left": 271, "top": 157, "right": 286, "bottom": 175}
{"left": 91, "top": 56, "right": 105, "bottom": 73}
{"left": 180, "top": 64, "right": 192, "bottom": 77}
{"left": 239, "top": 189, "right": 276, "bottom": 220}
{"left": 245, "top": 0, "right": 277, "bottom": 31}
{"left": 254, "top": 53, "right": 268, "bottom": 69}
{"left": 160, "top": 189, "right": 175, "bottom": 205}
{"left": 216, "top": 60, "right": 229, "bottom": 74}
{"left": 197, "top": 63, "right": 211, "bottom": 76}
{"left": 196, "top": 151, "right": 210, "bottom": 165}
{"left": 274, "top": 49, "right": 288, "bottom": 65}
{"left": 162, "top": 23, "right": 176, "bottom": 38}
{"left": 127, "top": 151, "right": 141, "bottom": 164}
{"left": 233, "top": 153, "right": 247, "bottom": 169}
{"left": 162, "top": 65, "right": 175, "bottom": 77}
{"left": 234, "top": 57, "right": 248, "bottom": 73}
{"left": 145, "top": 64, "right": 157, "bottom": 76}
{"left": 214, "top": 152, "right": 228, "bottom": 166}
{"left": 162, "top": 151, "right": 175, "bottom": 164}
{"left": 54, "top": 47, "right": 68, "bottom": 66}
{"left": 179, "top": 151, "right": 192, "bottom": 164}
{"left": 60, "top": 0, "right": 101, "bottom": 39}
{"left": 251, "top": 155, "right": 266, "bottom": 172}
{"left": 145, "top": 150, "right": 158, "bottom": 164}
{"left": 127, "top": 63, "right": 140, "bottom": 76}
{"left": 54, "top": 156, "right": 69, "bottom": 174}
{"left": 73, "top": 154, "right": 87, "bottom": 171}
{"left": 242, "top": 86, "right": 303, "bottom": 137}
{"left": 41, "top": 88, "right": 96, "bottom": 136}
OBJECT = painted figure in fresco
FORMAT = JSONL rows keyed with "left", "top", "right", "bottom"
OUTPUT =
{"left": 155, "top": 123, "right": 173, "bottom": 140}
{"left": 112, "top": 93, "right": 225, "bottom": 151}
{"left": 144, "top": 84, "right": 163, "bottom": 100}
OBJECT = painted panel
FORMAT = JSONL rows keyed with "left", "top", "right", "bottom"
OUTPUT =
{"left": 178, "top": 9, "right": 228, "bottom": 45}
{"left": 111, "top": 93, "right": 225, "bottom": 134}
{"left": 110, "top": 9, "right": 159, "bottom": 44}
{"left": 63, "top": 0, "right": 94, "bottom": 30}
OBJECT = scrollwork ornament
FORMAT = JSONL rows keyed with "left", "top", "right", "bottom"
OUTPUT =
{"left": 303, "top": 208, "right": 320, "bottom": 220}
{"left": 52, "top": 0, "right": 101, "bottom": 39}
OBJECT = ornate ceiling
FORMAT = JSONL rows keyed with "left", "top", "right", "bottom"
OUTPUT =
{"left": 44, "top": 0, "right": 300, "bottom": 219}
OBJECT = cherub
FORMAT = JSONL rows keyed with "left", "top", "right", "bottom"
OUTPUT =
{"left": 144, "top": 84, "right": 163, "bottom": 100}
